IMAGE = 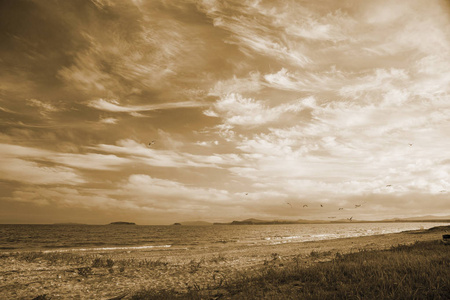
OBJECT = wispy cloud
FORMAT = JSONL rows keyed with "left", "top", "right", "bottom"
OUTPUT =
{"left": 199, "top": 1, "right": 312, "bottom": 67}
{"left": 122, "top": 174, "right": 230, "bottom": 203}
{"left": 88, "top": 99, "right": 206, "bottom": 113}
{"left": 92, "top": 139, "right": 242, "bottom": 169}
{"left": 205, "top": 93, "right": 310, "bottom": 126}
{"left": 0, "top": 143, "right": 131, "bottom": 174}
{"left": 263, "top": 67, "right": 347, "bottom": 93}
{"left": 26, "top": 98, "right": 60, "bottom": 113}
{"left": 99, "top": 117, "right": 119, "bottom": 124}
{"left": 0, "top": 158, "right": 85, "bottom": 185}
{"left": 6, "top": 174, "right": 238, "bottom": 223}
{"left": 209, "top": 71, "right": 263, "bottom": 96}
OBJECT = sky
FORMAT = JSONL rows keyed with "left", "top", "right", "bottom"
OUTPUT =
{"left": 0, "top": 0, "right": 449, "bottom": 225}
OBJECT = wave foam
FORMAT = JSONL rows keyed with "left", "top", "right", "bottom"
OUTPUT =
{"left": 42, "top": 245, "right": 172, "bottom": 253}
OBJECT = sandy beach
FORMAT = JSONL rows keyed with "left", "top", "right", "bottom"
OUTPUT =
{"left": 0, "top": 225, "right": 448, "bottom": 299}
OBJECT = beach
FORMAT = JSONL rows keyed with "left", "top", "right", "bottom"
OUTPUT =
{"left": 1, "top": 225, "right": 449, "bottom": 299}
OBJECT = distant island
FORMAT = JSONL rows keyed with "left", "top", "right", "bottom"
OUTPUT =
{"left": 169, "top": 216, "right": 450, "bottom": 226}
{"left": 108, "top": 222, "right": 136, "bottom": 225}
{"left": 212, "top": 216, "right": 450, "bottom": 225}
{"left": 172, "top": 221, "right": 213, "bottom": 226}
{"left": 53, "top": 222, "right": 86, "bottom": 225}
{"left": 213, "top": 218, "right": 306, "bottom": 225}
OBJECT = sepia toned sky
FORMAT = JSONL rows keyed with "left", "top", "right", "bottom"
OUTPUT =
{"left": 1, "top": 0, "right": 449, "bottom": 224}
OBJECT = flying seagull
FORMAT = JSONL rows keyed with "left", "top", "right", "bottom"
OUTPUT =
{"left": 355, "top": 205, "right": 361, "bottom": 208}
{"left": 338, "top": 208, "right": 344, "bottom": 210}
{"left": 303, "top": 205, "right": 308, "bottom": 208}
{"left": 347, "top": 216, "right": 353, "bottom": 221}
{"left": 409, "top": 143, "right": 413, "bottom": 147}
{"left": 148, "top": 140, "right": 155, "bottom": 146}
{"left": 245, "top": 193, "right": 248, "bottom": 196}
{"left": 320, "top": 204, "right": 323, "bottom": 207}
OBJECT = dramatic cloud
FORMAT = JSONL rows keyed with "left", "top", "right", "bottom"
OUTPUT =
{"left": 1, "top": 0, "right": 449, "bottom": 223}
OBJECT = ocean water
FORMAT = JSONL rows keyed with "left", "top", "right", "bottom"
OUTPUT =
{"left": 0, "top": 223, "right": 448, "bottom": 252}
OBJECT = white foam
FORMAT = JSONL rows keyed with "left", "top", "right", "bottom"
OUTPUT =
{"left": 42, "top": 245, "right": 171, "bottom": 253}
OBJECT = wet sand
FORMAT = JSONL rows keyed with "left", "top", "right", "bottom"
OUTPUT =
{"left": 0, "top": 226, "right": 448, "bottom": 299}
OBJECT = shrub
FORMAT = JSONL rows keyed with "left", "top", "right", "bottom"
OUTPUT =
{"left": 76, "top": 267, "right": 92, "bottom": 277}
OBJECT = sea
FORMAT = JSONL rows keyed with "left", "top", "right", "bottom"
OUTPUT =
{"left": 0, "top": 222, "right": 448, "bottom": 253}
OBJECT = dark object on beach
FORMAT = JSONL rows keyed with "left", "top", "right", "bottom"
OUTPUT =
{"left": 32, "top": 295, "right": 51, "bottom": 300}
{"left": 173, "top": 223, "right": 182, "bottom": 225}
{"left": 443, "top": 234, "right": 450, "bottom": 245}
{"left": 109, "top": 222, "right": 136, "bottom": 225}
{"left": 108, "top": 293, "right": 128, "bottom": 300}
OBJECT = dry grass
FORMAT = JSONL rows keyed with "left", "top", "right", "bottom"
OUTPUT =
{"left": 12, "top": 251, "right": 95, "bottom": 265}
{"left": 10, "top": 251, "right": 170, "bottom": 275}
{"left": 131, "top": 240, "right": 450, "bottom": 299}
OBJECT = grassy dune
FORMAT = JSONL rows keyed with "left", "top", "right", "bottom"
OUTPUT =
{"left": 132, "top": 240, "right": 450, "bottom": 300}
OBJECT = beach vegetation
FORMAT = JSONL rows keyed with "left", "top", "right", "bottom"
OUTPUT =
{"left": 209, "top": 253, "right": 227, "bottom": 263}
{"left": 31, "top": 294, "right": 51, "bottom": 300}
{"left": 76, "top": 266, "right": 92, "bottom": 277}
{"left": 13, "top": 251, "right": 94, "bottom": 265}
{"left": 131, "top": 240, "right": 450, "bottom": 299}
{"left": 119, "top": 258, "right": 169, "bottom": 268}
{"left": 309, "top": 250, "right": 332, "bottom": 258}
{"left": 91, "top": 257, "right": 115, "bottom": 268}
{"left": 188, "top": 258, "right": 204, "bottom": 274}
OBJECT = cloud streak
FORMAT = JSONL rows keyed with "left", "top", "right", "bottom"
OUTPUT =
{"left": 89, "top": 99, "right": 206, "bottom": 113}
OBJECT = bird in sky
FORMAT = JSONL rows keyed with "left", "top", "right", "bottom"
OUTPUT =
{"left": 386, "top": 185, "right": 392, "bottom": 187}
{"left": 303, "top": 205, "right": 308, "bottom": 208}
{"left": 245, "top": 193, "right": 248, "bottom": 196}
{"left": 348, "top": 216, "right": 353, "bottom": 221}
{"left": 320, "top": 204, "right": 323, "bottom": 207}
{"left": 409, "top": 143, "right": 413, "bottom": 146}
{"left": 355, "top": 204, "right": 361, "bottom": 208}
{"left": 148, "top": 140, "right": 155, "bottom": 146}
{"left": 338, "top": 208, "right": 344, "bottom": 210}
{"left": 286, "top": 202, "right": 293, "bottom": 208}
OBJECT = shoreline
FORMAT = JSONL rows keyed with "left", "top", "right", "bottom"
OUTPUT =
{"left": 2, "top": 221, "right": 447, "bottom": 255}
{"left": 0, "top": 226, "right": 448, "bottom": 299}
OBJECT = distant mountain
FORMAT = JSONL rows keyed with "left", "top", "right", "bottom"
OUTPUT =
{"left": 232, "top": 218, "right": 268, "bottom": 224}
{"left": 296, "top": 219, "right": 330, "bottom": 224}
{"left": 381, "top": 215, "right": 450, "bottom": 222}
{"left": 53, "top": 222, "right": 87, "bottom": 225}
{"left": 108, "top": 221, "right": 136, "bottom": 225}
{"left": 212, "top": 216, "right": 450, "bottom": 225}
{"left": 400, "top": 215, "right": 450, "bottom": 221}
{"left": 178, "top": 221, "right": 212, "bottom": 226}
{"left": 218, "top": 218, "right": 300, "bottom": 225}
